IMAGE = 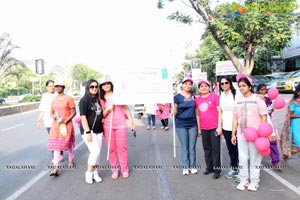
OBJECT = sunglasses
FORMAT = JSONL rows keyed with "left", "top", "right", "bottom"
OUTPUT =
{"left": 220, "top": 82, "right": 229, "bottom": 86}
{"left": 89, "top": 85, "right": 98, "bottom": 89}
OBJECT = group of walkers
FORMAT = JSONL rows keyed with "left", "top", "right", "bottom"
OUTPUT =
{"left": 36, "top": 73, "right": 300, "bottom": 190}
{"left": 37, "top": 75, "right": 135, "bottom": 184}
{"left": 173, "top": 74, "right": 300, "bottom": 192}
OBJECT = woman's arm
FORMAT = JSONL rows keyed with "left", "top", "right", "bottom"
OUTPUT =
{"left": 123, "top": 105, "right": 135, "bottom": 131}
{"left": 231, "top": 114, "right": 238, "bottom": 145}
{"left": 216, "top": 106, "right": 222, "bottom": 135}
{"left": 195, "top": 108, "right": 201, "bottom": 136}
{"left": 289, "top": 110, "right": 300, "bottom": 118}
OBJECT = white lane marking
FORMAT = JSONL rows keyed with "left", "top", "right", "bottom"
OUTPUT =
{"left": 2, "top": 124, "right": 25, "bottom": 131}
{"left": 264, "top": 169, "right": 300, "bottom": 196}
{"left": 6, "top": 140, "right": 85, "bottom": 200}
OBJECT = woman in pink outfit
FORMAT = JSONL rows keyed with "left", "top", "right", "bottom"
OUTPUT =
{"left": 156, "top": 103, "right": 171, "bottom": 130}
{"left": 99, "top": 75, "right": 135, "bottom": 179}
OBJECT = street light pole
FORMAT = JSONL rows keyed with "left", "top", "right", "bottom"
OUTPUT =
{"left": 35, "top": 59, "right": 44, "bottom": 95}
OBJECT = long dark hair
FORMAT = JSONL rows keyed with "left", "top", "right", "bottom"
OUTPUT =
{"left": 293, "top": 84, "right": 300, "bottom": 99}
{"left": 85, "top": 79, "right": 100, "bottom": 103}
{"left": 238, "top": 77, "right": 254, "bottom": 93}
{"left": 219, "top": 76, "right": 236, "bottom": 99}
{"left": 257, "top": 84, "right": 266, "bottom": 94}
{"left": 99, "top": 82, "right": 114, "bottom": 102}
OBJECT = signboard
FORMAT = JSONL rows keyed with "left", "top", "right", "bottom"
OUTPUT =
{"left": 192, "top": 70, "right": 207, "bottom": 82}
{"left": 215, "top": 59, "right": 242, "bottom": 76}
{"left": 112, "top": 67, "right": 173, "bottom": 105}
{"left": 191, "top": 59, "right": 201, "bottom": 70}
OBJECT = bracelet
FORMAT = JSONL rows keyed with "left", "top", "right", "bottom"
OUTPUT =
{"left": 84, "top": 130, "right": 91, "bottom": 134}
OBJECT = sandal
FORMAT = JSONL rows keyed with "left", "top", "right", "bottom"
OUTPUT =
{"left": 68, "top": 161, "right": 75, "bottom": 169}
{"left": 50, "top": 169, "right": 59, "bottom": 176}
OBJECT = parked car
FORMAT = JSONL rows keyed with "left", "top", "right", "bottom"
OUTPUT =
{"left": 276, "top": 70, "right": 300, "bottom": 92}
{"left": 250, "top": 75, "right": 273, "bottom": 92}
{"left": 265, "top": 72, "right": 294, "bottom": 89}
{"left": 0, "top": 98, "right": 6, "bottom": 104}
{"left": 18, "top": 93, "right": 32, "bottom": 102}
{"left": 293, "top": 77, "right": 300, "bottom": 91}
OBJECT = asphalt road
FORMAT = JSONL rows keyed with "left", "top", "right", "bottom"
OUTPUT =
{"left": 1, "top": 93, "right": 300, "bottom": 200}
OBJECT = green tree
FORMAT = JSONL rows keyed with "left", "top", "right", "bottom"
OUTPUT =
{"left": 158, "top": 0, "right": 297, "bottom": 75}
{"left": 0, "top": 33, "right": 26, "bottom": 77}
{"left": 70, "top": 64, "right": 102, "bottom": 89}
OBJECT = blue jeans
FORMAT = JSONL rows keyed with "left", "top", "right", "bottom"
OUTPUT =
{"left": 147, "top": 114, "right": 156, "bottom": 126}
{"left": 176, "top": 126, "right": 198, "bottom": 168}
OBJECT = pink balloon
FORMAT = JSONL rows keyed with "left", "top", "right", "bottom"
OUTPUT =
{"left": 257, "top": 122, "right": 273, "bottom": 138}
{"left": 273, "top": 98, "right": 286, "bottom": 109}
{"left": 255, "top": 137, "right": 270, "bottom": 152}
{"left": 267, "top": 88, "right": 279, "bottom": 100}
{"left": 259, "top": 148, "right": 271, "bottom": 156}
{"left": 243, "top": 127, "right": 259, "bottom": 142}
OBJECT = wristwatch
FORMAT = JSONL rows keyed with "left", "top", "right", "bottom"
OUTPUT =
{"left": 84, "top": 130, "right": 91, "bottom": 134}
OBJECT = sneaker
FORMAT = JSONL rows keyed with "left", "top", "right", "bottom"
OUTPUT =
{"left": 190, "top": 168, "right": 198, "bottom": 174}
{"left": 111, "top": 172, "right": 119, "bottom": 180}
{"left": 164, "top": 127, "right": 169, "bottom": 130}
{"left": 146, "top": 126, "right": 151, "bottom": 130}
{"left": 93, "top": 171, "right": 103, "bottom": 183}
{"left": 85, "top": 171, "right": 93, "bottom": 184}
{"left": 122, "top": 172, "right": 129, "bottom": 178}
{"left": 235, "top": 173, "right": 241, "bottom": 183}
{"left": 236, "top": 181, "right": 249, "bottom": 191}
{"left": 152, "top": 126, "right": 156, "bottom": 130}
{"left": 225, "top": 169, "right": 239, "bottom": 179}
{"left": 247, "top": 182, "right": 259, "bottom": 191}
{"left": 160, "top": 126, "right": 165, "bottom": 130}
{"left": 182, "top": 169, "right": 189, "bottom": 175}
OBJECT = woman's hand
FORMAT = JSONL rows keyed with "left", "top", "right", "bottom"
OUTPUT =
{"left": 216, "top": 127, "right": 222, "bottom": 136}
{"left": 197, "top": 129, "right": 202, "bottom": 137}
{"left": 231, "top": 135, "right": 237, "bottom": 145}
{"left": 87, "top": 133, "right": 92, "bottom": 142}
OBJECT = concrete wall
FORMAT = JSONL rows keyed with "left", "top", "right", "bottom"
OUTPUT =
{"left": 0, "top": 97, "right": 81, "bottom": 117}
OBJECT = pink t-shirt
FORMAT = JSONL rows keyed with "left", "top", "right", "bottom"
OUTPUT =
{"left": 101, "top": 99, "right": 127, "bottom": 129}
{"left": 233, "top": 94, "right": 267, "bottom": 140}
{"left": 195, "top": 93, "right": 220, "bottom": 130}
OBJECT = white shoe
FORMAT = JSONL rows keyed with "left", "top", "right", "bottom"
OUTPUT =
{"left": 93, "top": 171, "right": 103, "bottom": 183}
{"left": 247, "top": 182, "right": 259, "bottom": 191}
{"left": 190, "top": 168, "right": 198, "bottom": 174}
{"left": 182, "top": 169, "right": 189, "bottom": 175}
{"left": 236, "top": 181, "right": 249, "bottom": 191}
{"left": 85, "top": 171, "right": 93, "bottom": 184}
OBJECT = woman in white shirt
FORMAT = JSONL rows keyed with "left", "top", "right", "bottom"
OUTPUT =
{"left": 219, "top": 77, "right": 239, "bottom": 179}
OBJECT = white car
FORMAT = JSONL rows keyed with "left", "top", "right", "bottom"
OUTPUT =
{"left": 293, "top": 78, "right": 300, "bottom": 91}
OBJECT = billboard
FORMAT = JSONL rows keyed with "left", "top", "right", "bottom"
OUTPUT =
{"left": 215, "top": 59, "right": 243, "bottom": 76}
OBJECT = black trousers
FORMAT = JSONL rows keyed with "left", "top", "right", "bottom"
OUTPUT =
{"left": 201, "top": 129, "right": 221, "bottom": 174}
{"left": 161, "top": 119, "right": 168, "bottom": 127}
{"left": 223, "top": 129, "right": 239, "bottom": 170}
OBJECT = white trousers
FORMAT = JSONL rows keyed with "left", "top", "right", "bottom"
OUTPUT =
{"left": 82, "top": 132, "right": 103, "bottom": 166}
{"left": 238, "top": 138, "right": 262, "bottom": 183}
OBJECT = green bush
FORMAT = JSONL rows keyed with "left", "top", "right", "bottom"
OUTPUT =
{"left": 19, "top": 95, "right": 41, "bottom": 103}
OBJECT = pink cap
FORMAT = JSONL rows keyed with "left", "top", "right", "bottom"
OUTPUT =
{"left": 198, "top": 79, "right": 210, "bottom": 87}
{"left": 236, "top": 73, "right": 253, "bottom": 85}
{"left": 181, "top": 77, "right": 193, "bottom": 84}
{"left": 99, "top": 75, "right": 112, "bottom": 85}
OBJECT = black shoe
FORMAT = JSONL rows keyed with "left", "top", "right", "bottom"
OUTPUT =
{"left": 212, "top": 173, "right": 221, "bottom": 179}
{"left": 203, "top": 170, "right": 213, "bottom": 175}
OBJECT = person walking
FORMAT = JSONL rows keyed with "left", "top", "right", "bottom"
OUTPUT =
{"left": 231, "top": 75, "right": 267, "bottom": 191}
{"left": 173, "top": 77, "right": 198, "bottom": 175}
{"left": 281, "top": 84, "right": 300, "bottom": 161}
{"left": 195, "top": 80, "right": 222, "bottom": 179}
{"left": 219, "top": 77, "right": 239, "bottom": 178}
{"left": 256, "top": 84, "right": 280, "bottom": 168}
{"left": 99, "top": 75, "right": 135, "bottom": 179}
{"left": 144, "top": 103, "right": 157, "bottom": 130}
{"left": 36, "top": 80, "right": 64, "bottom": 163}
{"left": 48, "top": 81, "right": 76, "bottom": 176}
{"left": 156, "top": 103, "right": 171, "bottom": 130}
{"left": 79, "top": 79, "right": 104, "bottom": 184}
